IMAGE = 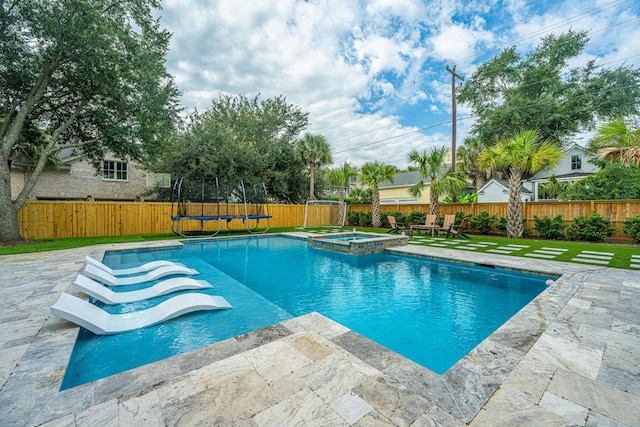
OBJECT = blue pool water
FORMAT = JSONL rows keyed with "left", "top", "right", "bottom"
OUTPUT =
{"left": 61, "top": 236, "right": 550, "bottom": 389}
{"left": 320, "top": 234, "right": 375, "bottom": 241}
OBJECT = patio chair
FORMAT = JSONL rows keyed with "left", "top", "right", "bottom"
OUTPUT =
{"left": 86, "top": 256, "right": 187, "bottom": 276}
{"left": 83, "top": 264, "right": 198, "bottom": 286}
{"left": 437, "top": 215, "right": 456, "bottom": 235}
{"left": 50, "top": 292, "right": 232, "bottom": 335}
{"left": 446, "top": 217, "right": 471, "bottom": 239}
{"left": 387, "top": 215, "right": 405, "bottom": 234}
{"left": 73, "top": 275, "right": 213, "bottom": 304}
{"left": 410, "top": 214, "right": 439, "bottom": 235}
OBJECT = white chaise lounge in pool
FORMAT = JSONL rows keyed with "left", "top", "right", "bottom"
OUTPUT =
{"left": 73, "top": 275, "right": 213, "bottom": 304}
{"left": 51, "top": 292, "right": 232, "bottom": 335}
{"left": 86, "top": 256, "right": 187, "bottom": 276}
{"left": 83, "top": 264, "right": 199, "bottom": 286}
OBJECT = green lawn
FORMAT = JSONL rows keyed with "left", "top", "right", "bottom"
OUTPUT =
{"left": 2, "top": 227, "right": 638, "bottom": 270}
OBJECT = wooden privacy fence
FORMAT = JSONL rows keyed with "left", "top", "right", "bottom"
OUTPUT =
{"left": 348, "top": 200, "right": 640, "bottom": 239}
{"left": 17, "top": 199, "right": 640, "bottom": 239}
{"left": 18, "top": 201, "right": 306, "bottom": 239}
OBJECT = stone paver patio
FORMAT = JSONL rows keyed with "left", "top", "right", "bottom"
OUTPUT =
{"left": 1, "top": 233, "right": 639, "bottom": 426}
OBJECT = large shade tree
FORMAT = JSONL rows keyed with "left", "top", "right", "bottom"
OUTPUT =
{"left": 0, "top": 0, "right": 179, "bottom": 243}
{"left": 408, "top": 146, "right": 467, "bottom": 218}
{"left": 161, "top": 94, "right": 309, "bottom": 203}
{"left": 459, "top": 30, "right": 640, "bottom": 149}
{"left": 479, "top": 129, "right": 563, "bottom": 238}
{"left": 360, "top": 161, "right": 395, "bottom": 228}
{"left": 295, "top": 133, "right": 332, "bottom": 200}
{"left": 561, "top": 163, "right": 640, "bottom": 200}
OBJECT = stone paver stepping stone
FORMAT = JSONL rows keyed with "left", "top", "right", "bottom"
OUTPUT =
{"left": 571, "top": 258, "right": 610, "bottom": 265}
{"left": 574, "top": 253, "right": 612, "bottom": 260}
{"left": 407, "top": 241, "right": 423, "bottom": 245}
{"left": 487, "top": 249, "right": 515, "bottom": 254}
{"left": 581, "top": 250, "right": 614, "bottom": 256}
{"left": 525, "top": 253, "right": 557, "bottom": 259}
{"left": 504, "top": 244, "right": 530, "bottom": 248}
{"left": 496, "top": 247, "right": 519, "bottom": 251}
{"left": 466, "top": 244, "right": 489, "bottom": 248}
{"left": 458, "top": 246, "right": 478, "bottom": 250}
{"left": 478, "top": 242, "right": 498, "bottom": 245}
{"left": 631, "top": 264, "right": 640, "bottom": 269}
{"left": 532, "top": 250, "right": 562, "bottom": 256}
{"left": 429, "top": 243, "right": 448, "bottom": 247}
{"left": 542, "top": 247, "right": 568, "bottom": 252}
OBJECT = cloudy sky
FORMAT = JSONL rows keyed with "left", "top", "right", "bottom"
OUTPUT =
{"left": 157, "top": 0, "right": 640, "bottom": 169}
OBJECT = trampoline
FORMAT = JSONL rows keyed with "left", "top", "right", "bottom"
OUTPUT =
{"left": 171, "top": 177, "right": 272, "bottom": 237}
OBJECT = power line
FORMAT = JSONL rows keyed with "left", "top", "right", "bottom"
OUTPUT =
{"left": 332, "top": 82, "right": 639, "bottom": 155}
{"left": 327, "top": 51, "right": 640, "bottom": 147}
{"left": 310, "top": 0, "right": 637, "bottom": 135}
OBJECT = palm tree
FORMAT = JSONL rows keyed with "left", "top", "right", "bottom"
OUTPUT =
{"left": 359, "top": 161, "right": 396, "bottom": 228}
{"left": 458, "top": 137, "right": 493, "bottom": 190}
{"left": 408, "top": 146, "right": 467, "bottom": 219}
{"left": 588, "top": 115, "right": 640, "bottom": 165}
{"left": 295, "top": 133, "right": 333, "bottom": 199}
{"left": 479, "top": 129, "right": 563, "bottom": 238}
{"left": 349, "top": 187, "right": 372, "bottom": 204}
{"left": 326, "top": 162, "right": 358, "bottom": 225}
{"left": 538, "top": 175, "right": 567, "bottom": 200}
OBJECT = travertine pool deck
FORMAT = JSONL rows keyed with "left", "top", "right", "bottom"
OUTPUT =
{"left": 1, "top": 234, "right": 639, "bottom": 426}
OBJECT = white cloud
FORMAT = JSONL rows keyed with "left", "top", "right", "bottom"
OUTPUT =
{"left": 157, "top": 0, "right": 640, "bottom": 169}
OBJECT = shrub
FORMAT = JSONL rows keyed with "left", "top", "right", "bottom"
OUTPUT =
{"left": 382, "top": 211, "right": 406, "bottom": 226}
{"left": 359, "top": 211, "right": 372, "bottom": 227}
{"left": 469, "top": 211, "right": 497, "bottom": 235}
{"left": 347, "top": 211, "right": 361, "bottom": 226}
{"left": 406, "top": 210, "right": 426, "bottom": 225}
{"left": 565, "top": 212, "right": 615, "bottom": 242}
{"left": 533, "top": 215, "right": 566, "bottom": 240}
{"left": 454, "top": 211, "right": 467, "bottom": 224}
{"left": 622, "top": 215, "right": 640, "bottom": 243}
{"left": 495, "top": 216, "right": 508, "bottom": 236}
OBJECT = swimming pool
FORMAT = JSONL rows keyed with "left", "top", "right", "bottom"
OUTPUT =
{"left": 61, "top": 236, "right": 551, "bottom": 389}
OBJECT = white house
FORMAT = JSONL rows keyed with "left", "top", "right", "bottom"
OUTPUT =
{"left": 477, "top": 179, "right": 534, "bottom": 202}
{"left": 527, "top": 143, "right": 599, "bottom": 201}
{"left": 477, "top": 144, "right": 599, "bottom": 203}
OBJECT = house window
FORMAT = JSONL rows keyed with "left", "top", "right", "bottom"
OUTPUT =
{"left": 571, "top": 155, "right": 582, "bottom": 170}
{"left": 103, "top": 160, "right": 128, "bottom": 181}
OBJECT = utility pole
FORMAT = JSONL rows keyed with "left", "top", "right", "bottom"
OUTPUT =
{"left": 446, "top": 65, "right": 464, "bottom": 201}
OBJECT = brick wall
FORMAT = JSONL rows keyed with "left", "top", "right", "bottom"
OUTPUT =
{"left": 12, "top": 157, "right": 154, "bottom": 201}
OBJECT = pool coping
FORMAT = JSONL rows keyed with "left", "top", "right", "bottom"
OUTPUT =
{"left": 1, "top": 232, "right": 639, "bottom": 425}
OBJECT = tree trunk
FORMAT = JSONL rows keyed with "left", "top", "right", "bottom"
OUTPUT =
{"left": 309, "top": 161, "right": 316, "bottom": 200}
{"left": 507, "top": 168, "right": 524, "bottom": 238}
{"left": 338, "top": 188, "right": 346, "bottom": 226}
{"left": 429, "top": 182, "right": 439, "bottom": 218}
{"left": 371, "top": 185, "right": 381, "bottom": 228}
{"left": 0, "top": 168, "right": 23, "bottom": 242}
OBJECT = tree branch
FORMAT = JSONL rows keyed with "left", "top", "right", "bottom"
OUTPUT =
{"left": 2, "top": 55, "right": 62, "bottom": 157}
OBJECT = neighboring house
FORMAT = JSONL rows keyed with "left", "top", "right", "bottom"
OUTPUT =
{"left": 477, "top": 179, "right": 534, "bottom": 202}
{"left": 527, "top": 143, "right": 599, "bottom": 201}
{"left": 379, "top": 171, "right": 427, "bottom": 205}
{"left": 10, "top": 149, "right": 170, "bottom": 201}
{"left": 476, "top": 144, "right": 599, "bottom": 203}
{"left": 378, "top": 166, "right": 455, "bottom": 206}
